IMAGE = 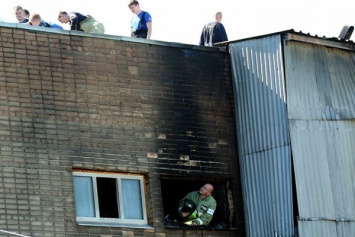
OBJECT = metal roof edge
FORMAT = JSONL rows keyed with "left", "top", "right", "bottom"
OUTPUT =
{"left": 283, "top": 33, "right": 355, "bottom": 51}
{"left": 215, "top": 29, "right": 296, "bottom": 46}
{"left": 219, "top": 28, "right": 355, "bottom": 51}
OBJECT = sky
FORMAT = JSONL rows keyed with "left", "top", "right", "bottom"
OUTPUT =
{"left": 0, "top": 0, "right": 354, "bottom": 45}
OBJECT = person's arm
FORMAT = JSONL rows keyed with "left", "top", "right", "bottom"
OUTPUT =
{"left": 178, "top": 192, "right": 194, "bottom": 217}
{"left": 144, "top": 12, "right": 152, "bottom": 39}
{"left": 146, "top": 21, "right": 152, "bottom": 39}
{"left": 199, "top": 26, "right": 205, "bottom": 46}
{"left": 177, "top": 196, "right": 187, "bottom": 216}
{"left": 130, "top": 27, "right": 135, "bottom": 37}
{"left": 69, "top": 12, "right": 79, "bottom": 30}
{"left": 130, "top": 16, "right": 135, "bottom": 37}
{"left": 194, "top": 202, "right": 217, "bottom": 225}
{"left": 218, "top": 24, "right": 228, "bottom": 42}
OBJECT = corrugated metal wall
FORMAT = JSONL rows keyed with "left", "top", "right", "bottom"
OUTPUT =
{"left": 229, "top": 35, "right": 294, "bottom": 237}
{"left": 284, "top": 39, "right": 355, "bottom": 237}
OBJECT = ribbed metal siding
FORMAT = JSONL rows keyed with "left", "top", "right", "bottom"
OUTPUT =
{"left": 284, "top": 39, "right": 355, "bottom": 237}
{"left": 298, "top": 221, "right": 355, "bottom": 237}
{"left": 285, "top": 41, "right": 355, "bottom": 121}
{"left": 230, "top": 35, "right": 294, "bottom": 237}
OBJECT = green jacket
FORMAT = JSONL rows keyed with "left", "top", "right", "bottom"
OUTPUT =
{"left": 178, "top": 191, "right": 217, "bottom": 226}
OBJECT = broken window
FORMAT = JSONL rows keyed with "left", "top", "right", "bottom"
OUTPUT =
{"left": 73, "top": 171, "right": 148, "bottom": 227}
{"left": 161, "top": 178, "right": 233, "bottom": 230}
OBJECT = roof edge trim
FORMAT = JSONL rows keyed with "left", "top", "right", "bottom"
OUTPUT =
{"left": 284, "top": 33, "right": 355, "bottom": 51}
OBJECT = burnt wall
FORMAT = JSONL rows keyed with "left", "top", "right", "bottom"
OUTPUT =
{"left": 0, "top": 25, "right": 243, "bottom": 236}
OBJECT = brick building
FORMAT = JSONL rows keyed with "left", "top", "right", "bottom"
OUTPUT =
{"left": 0, "top": 24, "right": 243, "bottom": 236}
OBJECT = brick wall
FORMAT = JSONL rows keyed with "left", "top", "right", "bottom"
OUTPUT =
{"left": 0, "top": 25, "right": 243, "bottom": 236}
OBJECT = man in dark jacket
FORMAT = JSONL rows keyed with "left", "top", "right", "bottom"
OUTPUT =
{"left": 57, "top": 11, "right": 104, "bottom": 34}
{"left": 199, "top": 12, "right": 228, "bottom": 47}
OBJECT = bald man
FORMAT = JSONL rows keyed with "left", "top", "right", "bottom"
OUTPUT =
{"left": 178, "top": 183, "right": 217, "bottom": 226}
{"left": 199, "top": 12, "right": 228, "bottom": 47}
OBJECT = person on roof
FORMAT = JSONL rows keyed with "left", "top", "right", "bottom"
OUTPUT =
{"left": 13, "top": 6, "right": 28, "bottom": 23}
{"left": 128, "top": 0, "right": 152, "bottom": 39}
{"left": 23, "top": 9, "right": 30, "bottom": 19}
{"left": 57, "top": 11, "right": 104, "bottom": 33}
{"left": 199, "top": 12, "right": 228, "bottom": 47}
{"left": 28, "top": 13, "right": 63, "bottom": 29}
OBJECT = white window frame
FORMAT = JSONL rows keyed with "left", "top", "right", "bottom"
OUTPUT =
{"left": 73, "top": 171, "right": 148, "bottom": 227}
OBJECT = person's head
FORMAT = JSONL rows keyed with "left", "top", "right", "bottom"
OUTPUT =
{"left": 128, "top": 0, "right": 141, "bottom": 15}
{"left": 215, "top": 12, "right": 223, "bottom": 23}
{"left": 28, "top": 13, "right": 42, "bottom": 26}
{"left": 58, "top": 11, "right": 70, "bottom": 24}
{"left": 24, "top": 9, "right": 30, "bottom": 19}
{"left": 13, "top": 6, "right": 25, "bottom": 22}
{"left": 199, "top": 183, "right": 214, "bottom": 197}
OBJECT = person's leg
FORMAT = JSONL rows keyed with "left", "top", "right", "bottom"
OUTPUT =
{"left": 91, "top": 22, "right": 105, "bottom": 34}
{"left": 80, "top": 16, "right": 105, "bottom": 34}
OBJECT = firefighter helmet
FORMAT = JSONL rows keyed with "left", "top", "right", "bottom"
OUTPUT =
{"left": 181, "top": 199, "right": 196, "bottom": 213}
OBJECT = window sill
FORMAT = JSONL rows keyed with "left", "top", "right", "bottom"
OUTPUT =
{"left": 77, "top": 221, "right": 154, "bottom": 229}
{"left": 164, "top": 219, "right": 231, "bottom": 230}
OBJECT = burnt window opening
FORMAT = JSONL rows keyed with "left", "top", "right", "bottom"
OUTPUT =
{"left": 161, "top": 178, "right": 233, "bottom": 230}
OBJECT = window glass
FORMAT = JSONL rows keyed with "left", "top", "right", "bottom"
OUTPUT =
{"left": 122, "top": 179, "right": 143, "bottom": 220}
{"left": 73, "top": 176, "right": 95, "bottom": 217}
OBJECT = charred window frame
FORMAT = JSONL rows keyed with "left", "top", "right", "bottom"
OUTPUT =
{"left": 161, "top": 178, "right": 233, "bottom": 230}
{"left": 72, "top": 171, "right": 151, "bottom": 228}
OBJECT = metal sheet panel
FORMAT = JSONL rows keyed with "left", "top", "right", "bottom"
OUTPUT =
{"left": 284, "top": 40, "right": 355, "bottom": 120}
{"left": 243, "top": 146, "right": 293, "bottom": 237}
{"left": 230, "top": 35, "right": 289, "bottom": 155}
{"left": 230, "top": 35, "right": 294, "bottom": 237}
{"left": 284, "top": 38, "right": 355, "bottom": 236}
{"left": 289, "top": 120, "right": 355, "bottom": 220}
{"left": 298, "top": 220, "right": 355, "bottom": 237}
{"left": 337, "top": 221, "right": 355, "bottom": 237}
{"left": 298, "top": 220, "right": 337, "bottom": 237}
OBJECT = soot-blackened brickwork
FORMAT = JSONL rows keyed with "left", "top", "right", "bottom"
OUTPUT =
{"left": 0, "top": 25, "right": 243, "bottom": 236}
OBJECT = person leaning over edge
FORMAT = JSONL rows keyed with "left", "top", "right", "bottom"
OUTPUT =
{"left": 28, "top": 13, "right": 63, "bottom": 29}
{"left": 178, "top": 183, "right": 217, "bottom": 226}
{"left": 57, "top": 11, "right": 105, "bottom": 34}
{"left": 199, "top": 11, "right": 228, "bottom": 47}
{"left": 13, "top": 6, "right": 28, "bottom": 23}
{"left": 23, "top": 9, "right": 30, "bottom": 19}
{"left": 128, "top": 0, "right": 152, "bottom": 39}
